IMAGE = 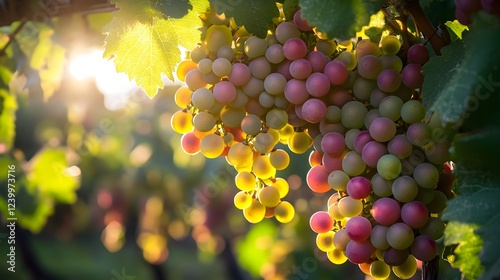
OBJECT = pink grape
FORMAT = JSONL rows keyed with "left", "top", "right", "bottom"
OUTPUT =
{"left": 401, "top": 63, "right": 424, "bottom": 89}
{"left": 371, "top": 197, "right": 401, "bottom": 226}
{"left": 283, "top": 38, "right": 308, "bottom": 61}
{"left": 410, "top": 235, "right": 438, "bottom": 262}
{"left": 383, "top": 247, "right": 409, "bottom": 266}
{"left": 213, "top": 81, "right": 237, "bottom": 103}
{"left": 388, "top": 135, "right": 413, "bottom": 159}
{"left": 345, "top": 240, "right": 376, "bottom": 264}
{"left": 277, "top": 59, "right": 293, "bottom": 80}
{"left": 369, "top": 117, "right": 396, "bottom": 142}
{"left": 302, "top": 98, "right": 327, "bottom": 123}
{"left": 321, "top": 132, "right": 345, "bottom": 156}
{"left": 401, "top": 201, "right": 429, "bottom": 228}
{"left": 181, "top": 132, "right": 201, "bottom": 154}
{"left": 293, "top": 10, "right": 313, "bottom": 31}
{"left": 289, "top": 59, "right": 312, "bottom": 79}
{"left": 358, "top": 55, "right": 382, "bottom": 79}
{"left": 377, "top": 69, "right": 401, "bottom": 93}
{"left": 228, "top": 63, "right": 251, "bottom": 86}
{"left": 284, "top": 79, "right": 309, "bottom": 104}
{"left": 353, "top": 130, "right": 374, "bottom": 153}
{"left": 346, "top": 176, "right": 372, "bottom": 199}
{"left": 306, "top": 165, "right": 331, "bottom": 193}
{"left": 362, "top": 141, "right": 388, "bottom": 168}
{"left": 307, "top": 51, "right": 329, "bottom": 72}
{"left": 310, "top": 211, "right": 334, "bottom": 233}
{"left": 322, "top": 153, "right": 343, "bottom": 172}
{"left": 306, "top": 72, "right": 331, "bottom": 97}
{"left": 407, "top": 44, "right": 429, "bottom": 65}
{"left": 345, "top": 216, "right": 372, "bottom": 241}
{"left": 324, "top": 60, "right": 349, "bottom": 85}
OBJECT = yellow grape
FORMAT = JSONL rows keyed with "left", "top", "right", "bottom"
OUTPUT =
{"left": 327, "top": 249, "right": 347, "bottom": 265}
{"left": 200, "top": 134, "right": 225, "bottom": 158}
{"left": 176, "top": 60, "right": 198, "bottom": 82}
{"left": 272, "top": 177, "right": 289, "bottom": 198}
{"left": 205, "top": 25, "right": 233, "bottom": 53}
{"left": 258, "top": 185, "right": 281, "bottom": 207}
{"left": 392, "top": 255, "right": 417, "bottom": 279}
{"left": 274, "top": 201, "right": 295, "bottom": 223}
{"left": 316, "top": 231, "right": 336, "bottom": 252}
{"left": 267, "top": 128, "right": 281, "bottom": 145}
{"left": 380, "top": 35, "right": 401, "bottom": 55}
{"left": 336, "top": 51, "right": 357, "bottom": 71}
{"left": 269, "top": 149, "right": 290, "bottom": 170}
{"left": 252, "top": 155, "right": 276, "bottom": 179}
{"left": 234, "top": 191, "right": 252, "bottom": 210}
{"left": 243, "top": 199, "right": 266, "bottom": 223}
{"left": 253, "top": 132, "right": 276, "bottom": 154}
{"left": 288, "top": 131, "right": 313, "bottom": 154}
{"left": 171, "top": 110, "right": 193, "bottom": 134}
{"left": 174, "top": 86, "right": 192, "bottom": 108}
{"left": 370, "top": 260, "right": 391, "bottom": 279}
{"left": 227, "top": 142, "right": 254, "bottom": 168}
{"left": 328, "top": 204, "right": 345, "bottom": 221}
{"left": 220, "top": 106, "right": 246, "bottom": 128}
{"left": 278, "top": 124, "right": 294, "bottom": 143}
{"left": 235, "top": 171, "right": 256, "bottom": 191}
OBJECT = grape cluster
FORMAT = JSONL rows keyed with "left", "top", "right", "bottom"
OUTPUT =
{"left": 455, "top": 0, "right": 500, "bottom": 25}
{"left": 170, "top": 6, "right": 450, "bottom": 279}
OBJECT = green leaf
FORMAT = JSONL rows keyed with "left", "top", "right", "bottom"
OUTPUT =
{"left": 103, "top": 0, "right": 209, "bottom": 98}
{"left": 236, "top": 220, "right": 277, "bottom": 276}
{"left": 283, "top": 0, "right": 300, "bottom": 22}
{"left": 210, "top": 0, "right": 279, "bottom": 38}
{"left": 444, "top": 222, "right": 484, "bottom": 279}
{"left": 38, "top": 43, "right": 65, "bottom": 101}
{"left": 422, "top": 13, "right": 500, "bottom": 126}
{"left": 28, "top": 148, "right": 80, "bottom": 203}
{"left": 445, "top": 20, "right": 468, "bottom": 40}
{"left": 299, "top": 0, "right": 381, "bottom": 40}
{"left": 0, "top": 88, "right": 17, "bottom": 150}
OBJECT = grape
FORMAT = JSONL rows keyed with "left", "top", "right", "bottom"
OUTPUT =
{"left": 307, "top": 165, "right": 331, "bottom": 193}
{"left": 371, "top": 173, "right": 393, "bottom": 197}
{"left": 190, "top": 45, "right": 207, "bottom": 63}
{"left": 377, "top": 154, "right": 402, "bottom": 180}
{"left": 387, "top": 222, "right": 414, "bottom": 250}
{"left": 329, "top": 87, "right": 354, "bottom": 108}
{"left": 392, "top": 255, "right": 417, "bottom": 279}
{"left": 426, "top": 190, "right": 448, "bottom": 214}
{"left": 212, "top": 57, "right": 232, "bottom": 77}
{"left": 174, "top": 86, "right": 192, "bottom": 108}
{"left": 321, "top": 132, "right": 345, "bottom": 156}
{"left": 380, "top": 54, "right": 403, "bottom": 72}
{"left": 410, "top": 235, "right": 438, "bottom": 262}
{"left": 228, "top": 143, "right": 254, "bottom": 168}
{"left": 424, "top": 140, "right": 451, "bottom": 165}
{"left": 213, "top": 81, "right": 237, "bottom": 103}
{"left": 338, "top": 196, "right": 363, "bottom": 218}
{"left": 185, "top": 69, "right": 207, "bottom": 90}
{"left": 203, "top": 71, "right": 221, "bottom": 85}
{"left": 258, "top": 185, "right": 281, "bottom": 207}
{"left": 342, "top": 151, "right": 366, "bottom": 176}
{"left": 324, "top": 60, "right": 349, "bottom": 85}
{"left": 266, "top": 108, "right": 288, "bottom": 129}
{"left": 180, "top": 132, "right": 201, "bottom": 155}
{"left": 243, "top": 199, "right": 266, "bottom": 223}
{"left": 310, "top": 211, "right": 334, "bottom": 233}
{"left": 283, "top": 38, "right": 308, "bottom": 61}
{"left": 370, "top": 225, "right": 390, "bottom": 250}
{"left": 336, "top": 51, "right": 357, "bottom": 70}
{"left": 273, "top": 201, "right": 295, "bottom": 223}
{"left": 353, "top": 77, "right": 377, "bottom": 101}
{"left": 358, "top": 55, "right": 382, "bottom": 79}
{"left": 316, "top": 40, "right": 336, "bottom": 56}
{"left": 288, "top": 131, "right": 312, "bottom": 154}
{"left": 322, "top": 153, "right": 343, "bottom": 172}
{"left": 365, "top": 110, "right": 382, "bottom": 135}
{"left": 345, "top": 216, "right": 372, "bottom": 241}
{"left": 346, "top": 176, "right": 372, "bottom": 199}
{"left": 264, "top": 73, "right": 287, "bottom": 96}
{"left": 316, "top": 231, "right": 335, "bottom": 252}
{"left": 220, "top": 106, "right": 246, "bottom": 127}
{"left": 228, "top": 63, "right": 251, "bottom": 86}
{"left": 269, "top": 149, "right": 290, "bottom": 170}
{"left": 265, "top": 44, "right": 285, "bottom": 64}
{"left": 306, "top": 72, "right": 330, "bottom": 97}
{"left": 258, "top": 91, "right": 274, "bottom": 108}
{"left": 333, "top": 229, "right": 350, "bottom": 251}
{"left": 369, "top": 117, "right": 396, "bottom": 143}
{"left": 191, "top": 88, "right": 215, "bottom": 110}
{"left": 362, "top": 141, "right": 388, "bottom": 168}
{"left": 371, "top": 197, "right": 401, "bottom": 226}
{"left": 377, "top": 69, "right": 402, "bottom": 93}
{"left": 328, "top": 170, "right": 350, "bottom": 192}
{"left": 383, "top": 247, "right": 409, "bottom": 266}
{"left": 242, "top": 77, "right": 265, "bottom": 99}
{"left": 200, "top": 134, "right": 225, "bottom": 159}
{"left": 244, "top": 36, "right": 267, "bottom": 58}
{"left": 249, "top": 56, "right": 271, "bottom": 79}
{"left": 413, "top": 163, "right": 439, "bottom": 188}
{"left": 420, "top": 217, "right": 445, "bottom": 240}
{"left": 252, "top": 155, "right": 276, "bottom": 179}
{"left": 193, "top": 111, "right": 216, "bottom": 132}
{"left": 370, "top": 260, "right": 391, "bottom": 279}
{"left": 341, "top": 101, "right": 368, "bottom": 129}
{"left": 345, "top": 240, "right": 376, "bottom": 264}
{"left": 289, "top": 59, "right": 312, "bottom": 79}
{"left": 327, "top": 249, "right": 348, "bottom": 264}
{"left": 171, "top": 110, "right": 193, "bottom": 134}
{"left": 240, "top": 114, "right": 261, "bottom": 136}
{"left": 275, "top": 21, "right": 301, "bottom": 44}
{"left": 401, "top": 200, "right": 429, "bottom": 228}
{"left": 380, "top": 35, "right": 401, "bottom": 55}
{"left": 407, "top": 44, "right": 429, "bottom": 65}
{"left": 205, "top": 24, "right": 232, "bottom": 52}
{"left": 325, "top": 105, "right": 342, "bottom": 123}
{"left": 388, "top": 135, "right": 413, "bottom": 159}
{"left": 277, "top": 59, "right": 293, "bottom": 80}
{"left": 284, "top": 79, "right": 309, "bottom": 104}
{"left": 414, "top": 187, "right": 435, "bottom": 205}
{"left": 345, "top": 129, "right": 360, "bottom": 151}
{"left": 197, "top": 58, "right": 213, "bottom": 74}
{"left": 356, "top": 39, "right": 381, "bottom": 59}
{"left": 301, "top": 98, "right": 327, "bottom": 123}
{"left": 401, "top": 63, "right": 424, "bottom": 89}
{"left": 234, "top": 191, "right": 252, "bottom": 209}
{"left": 307, "top": 51, "right": 329, "bottom": 72}
{"left": 253, "top": 132, "right": 276, "bottom": 154}
{"left": 217, "top": 45, "right": 234, "bottom": 61}
{"left": 392, "top": 176, "right": 419, "bottom": 202}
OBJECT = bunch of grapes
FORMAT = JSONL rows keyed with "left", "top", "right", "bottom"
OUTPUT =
{"left": 455, "top": 0, "right": 500, "bottom": 25}
{"left": 171, "top": 5, "right": 451, "bottom": 279}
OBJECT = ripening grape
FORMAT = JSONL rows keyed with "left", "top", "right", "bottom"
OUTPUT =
{"left": 411, "top": 235, "right": 438, "bottom": 262}
{"left": 180, "top": 132, "right": 201, "bottom": 155}
{"left": 234, "top": 191, "right": 252, "bottom": 209}
{"left": 283, "top": 38, "right": 308, "bottom": 61}
{"left": 392, "top": 176, "right": 419, "bottom": 202}
{"left": 358, "top": 55, "right": 382, "bottom": 79}
{"left": 380, "top": 35, "right": 401, "bottom": 55}
{"left": 174, "top": 86, "right": 192, "bottom": 108}
{"left": 243, "top": 199, "right": 266, "bottom": 223}
{"left": 217, "top": 45, "right": 234, "bottom": 61}
{"left": 401, "top": 63, "right": 424, "bottom": 89}
{"left": 345, "top": 216, "right": 372, "bottom": 241}
{"left": 388, "top": 135, "right": 413, "bottom": 159}
{"left": 310, "top": 211, "right": 334, "bottom": 233}
{"left": 333, "top": 229, "right": 351, "bottom": 251}
{"left": 253, "top": 132, "right": 276, "bottom": 154}
{"left": 258, "top": 185, "right": 281, "bottom": 207}
{"left": 252, "top": 155, "right": 276, "bottom": 179}
{"left": 249, "top": 56, "right": 271, "bottom": 79}
{"left": 356, "top": 39, "right": 381, "bottom": 59}
{"left": 387, "top": 222, "right": 414, "bottom": 250}
{"left": 377, "top": 154, "right": 402, "bottom": 180}
{"left": 193, "top": 111, "right": 216, "bottom": 132}
{"left": 407, "top": 44, "right": 429, "bottom": 65}
{"left": 266, "top": 44, "right": 285, "bottom": 64}
{"left": 328, "top": 170, "right": 350, "bottom": 192}
{"left": 371, "top": 173, "right": 393, "bottom": 197}
{"left": 353, "top": 77, "right": 377, "bottom": 101}
{"left": 413, "top": 163, "right": 439, "bottom": 188}
{"left": 200, "top": 134, "right": 225, "bottom": 158}
{"left": 307, "top": 165, "right": 331, "bottom": 193}
{"left": 380, "top": 54, "right": 403, "bottom": 72}
{"left": 346, "top": 176, "right": 372, "bottom": 199}
{"left": 266, "top": 108, "right": 288, "bottom": 129}
{"left": 275, "top": 21, "right": 301, "bottom": 44}
{"left": 370, "top": 260, "right": 391, "bottom": 279}
{"left": 327, "top": 249, "right": 348, "bottom": 264}
{"left": 288, "top": 131, "right": 312, "bottom": 154}
{"left": 342, "top": 151, "right": 366, "bottom": 176}
{"left": 420, "top": 217, "right": 445, "bottom": 240}
{"left": 337, "top": 51, "right": 357, "bottom": 70}
{"left": 302, "top": 98, "right": 327, "bottom": 123}
{"left": 228, "top": 143, "right": 254, "bottom": 168}
{"left": 213, "top": 81, "right": 237, "bottom": 103}
{"left": 272, "top": 177, "right": 289, "bottom": 198}
{"left": 185, "top": 69, "right": 207, "bottom": 90}
{"left": 244, "top": 36, "right": 267, "bottom": 58}
{"left": 377, "top": 69, "right": 401, "bottom": 93}
{"left": 392, "top": 255, "right": 417, "bottom": 279}
{"left": 220, "top": 106, "right": 246, "bottom": 127}
{"left": 362, "top": 141, "right": 388, "bottom": 168}
{"left": 338, "top": 196, "right": 363, "bottom": 218}
{"left": 171, "top": 110, "right": 193, "bottom": 134}
{"left": 269, "top": 149, "right": 290, "bottom": 170}
{"left": 370, "top": 225, "right": 390, "bottom": 250}
{"left": 274, "top": 201, "right": 295, "bottom": 223}
{"left": 289, "top": 59, "right": 312, "bottom": 79}
{"left": 401, "top": 200, "right": 429, "bottom": 228}
{"left": 369, "top": 117, "right": 396, "bottom": 142}
{"left": 341, "top": 101, "right": 368, "bottom": 129}
{"left": 345, "top": 240, "right": 376, "bottom": 264}
{"left": 384, "top": 247, "right": 410, "bottom": 266}
{"left": 176, "top": 60, "right": 198, "bottom": 82}
{"left": 316, "top": 231, "right": 336, "bottom": 252}
{"left": 371, "top": 197, "right": 401, "bottom": 225}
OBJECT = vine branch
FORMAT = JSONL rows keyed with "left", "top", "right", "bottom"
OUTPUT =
{"left": 0, "top": 20, "right": 26, "bottom": 57}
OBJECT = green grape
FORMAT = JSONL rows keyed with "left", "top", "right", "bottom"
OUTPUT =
{"left": 371, "top": 173, "right": 393, "bottom": 197}
{"left": 241, "top": 114, "right": 262, "bottom": 136}
{"left": 278, "top": 124, "right": 294, "bottom": 144}
{"left": 228, "top": 142, "right": 254, "bottom": 168}
{"left": 192, "top": 111, "right": 216, "bottom": 132}
{"left": 353, "top": 77, "right": 377, "bottom": 101}
{"left": 288, "top": 131, "right": 313, "bottom": 154}
{"left": 229, "top": 89, "right": 249, "bottom": 109}
{"left": 171, "top": 110, "right": 193, "bottom": 134}
{"left": 336, "top": 51, "right": 357, "bottom": 70}
{"left": 328, "top": 203, "right": 344, "bottom": 221}
{"left": 252, "top": 155, "right": 276, "bottom": 179}
{"left": 345, "top": 129, "right": 360, "bottom": 151}
{"left": 327, "top": 249, "right": 348, "bottom": 264}
{"left": 174, "top": 86, "right": 192, "bottom": 108}
{"left": 326, "top": 106, "right": 342, "bottom": 123}
{"left": 211, "top": 57, "right": 232, "bottom": 77}
{"left": 185, "top": 69, "right": 207, "bottom": 90}
{"left": 316, "top": 40, "right": 336, "bottom": 56}
{"left": 258, "top": 185, "right": 281, "bottom": 207}
{"left": 392, "top": 255, "right": 417, "bottom": 279}
{"left": 328, "top": 170, "right": 350, "bottom": 192}
{"left": 244, "top": 36, "right": 267, "bottom": 58}
{"left": 316, "top": 231, "right": 336, "bottom": 252}
{"left": 380, "top": 35, "right": 401, "bottom": 55}
{"left": 392, "top": 175, "right": 419, "bottom": 202}
{"left": 274, "top": 201, "right": 295, "bottom": 223}
{"left": 200, "top": 134, "right": 225, "bottom": 158}
{"left": 197, "top": 58, "right": 213, "bottom": 74}
{"left": 379, "top": 96, "right": 404, "bottom": 121}
{"left": 342, "top": 151, "right": 366, "bottom": 176}
{"left": 370, "top": 260, "right": 391, "bottom": 279}
{"left": 275, "top": 21, "right": 301, "bottom": 44}
{"left": 234, "top": 191, "right": 252, "bottom": 209}
{"left": 338, "top": 196, "right": 363, "bottom": 218}
{"left": 413, "top": 163, "right": 439, "bottom": 188}
{"left": 205, "top": 24, "right": 232, "bottom": 53}
{"left": 253, "top": 132, "right": 276, "bottom": 154}
{"left": 380, "top": 54, "right": 403, "bottom": 72}
{"left": 426, "top": 190, "right": 448, "bottom": 214}
{"left": 235, "top": 171, "right": 256, "bottom": 191}
{"left": 191, "top": 88, "right": 215, "bottom": 110}
{"left": 220, "top": 106, "right": 246, "bottom": 127}
{"left": 377, "top": 154, "right": 402, "bottom": 180}
{"left": 272, "top": 177, "right": 289, "bottom": 198}
{"left": 333, "top": 229, "right": 350, "bottom": 251}
{"left": 341, "top": 101, "right": 368, "bottom": 129}
{"left": 269, "top": 149, "right": 290, "bottom": 170}
{"left": 265, "top": 108, "right": 288, "bottom": 130}
{"left": 216, "top": 45, "right": 234, "bottom": 60}
{"left": 259, "top": 91, "right": 275, "bottom": 108}
{"left": 387, "top": 222, "right": 414, "bottom": 250}
{"left": 189, "top": 45, "right": 207, "bottom": 63}
{"left": 420, "top": 217, "right": 445, "bottom": 240}
{"left": 243, "top": 199, "right": 266, "bottom": 223}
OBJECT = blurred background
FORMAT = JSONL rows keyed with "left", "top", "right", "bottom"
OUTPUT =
{"left": 0, "top": 1, "right": 461, "bottom": 279}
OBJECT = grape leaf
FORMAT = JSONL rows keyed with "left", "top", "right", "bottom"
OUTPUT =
{"left": 445, "top": 20, "right": 468, "bottom": 40}
{"left": 103, "top": 0, "right": 209, "bottom": 98}
{"left": 299, "top": 0, "right": 381, "bottom": 40}
{"left": 283, "top": 0, "right": 300, "bottom": 22}
{"left": 210, "top": 0, "right": 279, "bottom": 38}
{"left": 422, "top": 13, "right": 500, "bottom": 126}
{"left": 0, "top": 89, "right": 17, "bottom": 150}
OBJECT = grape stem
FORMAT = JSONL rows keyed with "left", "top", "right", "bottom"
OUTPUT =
{"left": 423, "top": 255, "right": 439, "bottom": 280}
{"left": 403, "top": 0, "right": 448, "bottom": 55}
